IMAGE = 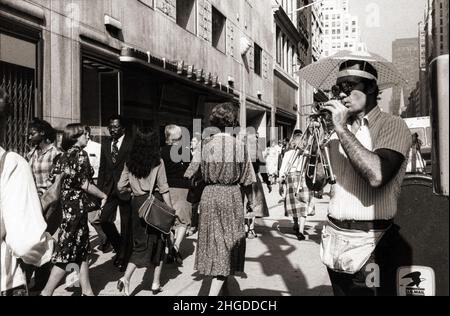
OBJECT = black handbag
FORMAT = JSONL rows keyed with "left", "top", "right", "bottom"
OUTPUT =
{"left": 187, "top": 171, "right": 206, "bottom": 204}
{"left": 137, "top": 164, "right": 176, "bottom": 235}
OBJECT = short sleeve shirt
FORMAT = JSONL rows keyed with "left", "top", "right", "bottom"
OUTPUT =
{"left": 328, "top": 106, "right": 412, "bottom": 221}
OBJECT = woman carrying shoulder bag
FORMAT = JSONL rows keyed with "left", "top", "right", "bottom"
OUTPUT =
{"left": 116, "top": 128, "right": 174, "bottom": 296}
{"left": 40, "top": 124, "right": 107, "bottom": 296}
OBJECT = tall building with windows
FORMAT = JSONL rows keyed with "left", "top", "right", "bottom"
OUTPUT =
{"left": 391, "top": 38, "right": 420, "bottom": 116}
{"left": 431, "top": 0, "right": 449, "bottom": 58}
{"left": 310, "top": 1, "right": 324, "bottom": 62}
{"left": 404, "top": 0, "right": 449, "bottom": 118}
{"left": 0, "top": 0, "right": 275, "bottom": 153}
{"left": 273, "top": 0, "right": 311, "bottom": 137}
{"left": 321, "top": 0, "right": 367, "bottom": 57}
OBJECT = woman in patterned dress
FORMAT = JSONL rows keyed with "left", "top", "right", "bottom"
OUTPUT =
{"left": 185, "top": 103, "right": 256, "bottom": 296}
{"left": 41, "top": 124, "right": 107, "bottom": 296}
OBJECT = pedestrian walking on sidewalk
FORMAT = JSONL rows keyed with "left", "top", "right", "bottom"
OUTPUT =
{"left": 186, "top": 133, "right": 203, "bottom": 237}
{"left": 25, "top": 118, "right": 62, "bottom": 291}
{"left": 161, "top": 125, "right": 192, "bottom": 264}
{"left": 185, "top": 103, "right": 256, "bottom": 296}
{"left": 98, "top": 115, "right": 134, "bottom": 272}
{"left": 279, "top": 132, "right": 313, "bottom": 241}
{"left": 116, "top": 128, "right": 174, "bottom": 296}
{"left": 1, "top": 88, "right": 54, "bottom": 297}
{"left": 41, "top": 124, "right": 107, "bottom": 296}
{"left": 84, "top": 126, "right": 109, "bottom": 253}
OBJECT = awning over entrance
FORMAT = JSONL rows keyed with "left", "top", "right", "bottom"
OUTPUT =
{"left": 119, "top": 47, "right": 238, "bottom": 103}
{"left": 118, "top": 47, "right": 240, "bottom": 141}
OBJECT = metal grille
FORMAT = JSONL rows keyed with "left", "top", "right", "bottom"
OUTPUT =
{"left": 0, "top": 61, "right": 35, "bottom": 156}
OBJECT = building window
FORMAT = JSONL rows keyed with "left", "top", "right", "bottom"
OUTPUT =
{"left": 276, "top": 27, "right": 282, "bottom": 65}
{"left": 176, "top": 0, "right": 197, "bottom": 34}
{"left": 254, "top": 43, "right": 262, "bottom": 76}
{"left": 212, "top": 6, "right": 226, "bottom": 53}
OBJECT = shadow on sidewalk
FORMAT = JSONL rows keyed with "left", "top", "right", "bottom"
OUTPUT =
{"left": 130, "top": 238, "right": 197, "bottom": 296}
{"left": 224, "top": 277, "right": 332, "bottom": 296}
{"left": 271, "top": 219, "right": 326, "bottom": 245}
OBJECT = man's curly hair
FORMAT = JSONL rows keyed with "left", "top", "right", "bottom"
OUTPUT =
{"left": 126, "top": 127, "right": 161, "bottom": 179}
{"left": 209, "top": 102, "right": 239, "bottom": 132}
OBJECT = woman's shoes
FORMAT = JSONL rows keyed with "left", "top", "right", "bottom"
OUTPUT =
{"left": 296, "top": 232, "right": 306, "bottom": 241}
{"left": 117, "top": 278, "right": 130, "bottom": 296}
{"left": 247, "top": 229, "right": 258, "bottom": 239}
{"left": 172, "top": 247, "right": 183, "bottom": 265}
{"left": 151, "top": 285, "right": 163, "bottom": 295}
{"left": 293, "top": 224, "right": 300, "bottom": 234}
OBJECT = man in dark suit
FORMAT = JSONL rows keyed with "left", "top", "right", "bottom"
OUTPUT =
{"left": 98, "top": 115, "right": 133, "bottom": 271}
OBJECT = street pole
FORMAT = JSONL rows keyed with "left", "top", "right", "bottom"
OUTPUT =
{"left": 288, "top": 0, "right": 328, "bottom": 16}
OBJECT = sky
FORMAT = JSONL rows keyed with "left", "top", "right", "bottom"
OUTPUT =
{"left": 349, "top": 0, "right": 427, "bottom": 61}
{"left": 347, "top": 0, "right": 427, "bottom": 112}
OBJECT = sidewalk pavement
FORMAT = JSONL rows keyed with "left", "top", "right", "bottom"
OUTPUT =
{"left": 54, "top": 185, "right": 333, "bottom": 296}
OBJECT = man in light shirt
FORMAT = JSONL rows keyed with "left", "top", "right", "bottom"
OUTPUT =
{"left": 321, "top": 60, "right": 412, "bottom": 296}
{"left": 84, "top": 126, "right": 109, "bottom": 252}
{"left": 0, "top": 88, "right": 54, "bottom": 296}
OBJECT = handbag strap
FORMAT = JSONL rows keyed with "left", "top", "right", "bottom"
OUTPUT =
{"left": 147, "top": 162, "right": 161, "bottom": 195}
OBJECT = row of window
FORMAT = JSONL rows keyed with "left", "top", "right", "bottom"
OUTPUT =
{"left": 275, "top": 26, "right": 298, "bottom": 76}
{"left": 325, "top": 28, "right": 357, "bottom": 35}
{"left": 139, "top": 0, "right": 263, "bottom": 77}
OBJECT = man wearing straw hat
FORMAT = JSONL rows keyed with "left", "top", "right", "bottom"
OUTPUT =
{"left": 320, "top": 60, "right": 412, "bottom": 296}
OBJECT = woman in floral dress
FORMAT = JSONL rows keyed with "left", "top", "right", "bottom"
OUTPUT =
{"left": 41, "top": 124, "right": 107, "bottom": 296}
{"left": 185, "top": 103, "right": 256, "bottom": 296}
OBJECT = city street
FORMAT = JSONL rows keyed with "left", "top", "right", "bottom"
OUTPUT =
{"left": 54, "top": 186, "right": 333, "bottom": 297}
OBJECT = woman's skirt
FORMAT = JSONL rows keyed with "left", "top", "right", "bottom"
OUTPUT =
{"left": 284, "top": 172, "right": 311, "bottom": 218}
{"left": 129, "top": 195, "right": 167, "bottom": 268}
{"left": 195, "top": 184, "right": 246, "bottom": 277}
{"left": 169, "top": 187, "right": 192, "bottom": 227}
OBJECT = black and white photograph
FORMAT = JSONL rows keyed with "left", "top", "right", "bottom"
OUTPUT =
{"left": 0, "top": 0, "right": 448, "bottom": 298}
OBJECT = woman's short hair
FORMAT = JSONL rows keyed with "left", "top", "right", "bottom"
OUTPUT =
{"left": 165, "top": 125, "right": 182, "bottom": 145}
{"left": 209, "top": 102, "right": 238, "bottom": 131}
{"left": 29, "top": 118, "right": 57, "bottom": 143}
{"left": 127, "top": 127, "right": 161, "bottom": 179}
{"left": 61, "top": 123, "right": 85, "bottom": 151}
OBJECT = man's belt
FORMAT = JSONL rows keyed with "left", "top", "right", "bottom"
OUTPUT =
{"left": 328, "top": 216, "right": 393, "bottom": 232}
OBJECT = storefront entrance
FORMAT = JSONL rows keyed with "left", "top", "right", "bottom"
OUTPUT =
{"left": 0, "top": 31, "right": 38, "bottom": 156}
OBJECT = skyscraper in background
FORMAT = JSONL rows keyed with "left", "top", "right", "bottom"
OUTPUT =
{"left": 310, "top": 1, "right": 324, "bottom": 62}
{"left": 391, "top": 38, "right": 420, "bottom": 116}
{"left": 321, "top": 0, "right": 367, "bottom": 57}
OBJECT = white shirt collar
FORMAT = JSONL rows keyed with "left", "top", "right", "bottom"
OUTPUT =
{"left": 112, "top": 134, "right": 125, "bottom": 151}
